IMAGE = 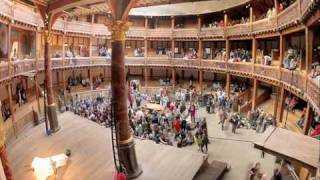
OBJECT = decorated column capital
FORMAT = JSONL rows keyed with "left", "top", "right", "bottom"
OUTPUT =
{"left": 107, "top": 20, "right": 131, "bottom": 41}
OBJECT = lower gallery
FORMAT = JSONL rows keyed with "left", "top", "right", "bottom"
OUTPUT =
{"left": 0, "top": 0, "right": 319, "bottom": 180}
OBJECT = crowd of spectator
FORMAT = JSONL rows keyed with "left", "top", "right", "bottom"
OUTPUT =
{"left": 229, "top": 49, "right": 251, "bottom": 62}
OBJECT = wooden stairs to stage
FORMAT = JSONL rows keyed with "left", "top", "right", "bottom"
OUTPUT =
{"left": 194, "top": 160, "right": 229, "bottom": 180}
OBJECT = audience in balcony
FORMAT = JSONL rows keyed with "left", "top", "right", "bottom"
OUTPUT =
{"left": 182, "top": 48, "right": 198, "bottom": 60}
{"left": 155, "top": 48, "right": 172, "bottom": 58}
{"left": 98, "top": 46, "right": 111, "bottom": 58}
{"left": 202, "top": 20, "right": 225, "bottom": 28}
{"left": 133, "top": 48, "right": 144, "bottom": 57}
{"left": 229, "top": 49, "right": 251, "bottom": 62}
{"left": 283, "top": 48, "right": 299, "bottom": 70}
{"left": 262, "top": 54, "right": 272, "bottom": 66}
{"left": 311, "top": 46, "right": 320, "bottom": 79}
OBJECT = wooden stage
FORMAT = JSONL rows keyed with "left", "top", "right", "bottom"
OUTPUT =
{"left": 7, "top": 112, "right": 206, "bottom": 180}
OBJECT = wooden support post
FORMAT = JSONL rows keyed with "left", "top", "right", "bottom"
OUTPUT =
{"left": 144, "top": 68, "right": 148, "bottom": 87}
{"left": 250, "top": 7, "right": 253, "bottom": 31}
{"left": 226, "top": 73, "right": 231, "bottom": 96}
{"left": 252, "top": 37, "right": 257, "bottom": 64}
{"left": 303, "top": 103, "right": 312, "bottom": 135}
{"left": 89, "top": 68, "right": 93, "bottom": 90}
{"left": 305, "top": 27, "right": 313, "bottom": 74}
{"left": 279, "top": 34, "right": 285, "bottom": 69}
{"left": 171, "top": 40, "right": 175, "bottom": 59}
{"left": 251, "top": 79, "right": 258, "bottom": 111}
{"left": 199, "top": 40, "right": 203, "bottom": 60}
{"left": 7, "top": 23, "right": 12, "bottom": 77}
{"left": 276, "top": 87, "right": 285, "bottom": 123}
{"left": 35, "top": 31, "right": 41, "bottom": 113}
{"left": 226, "top": 39, "right": 230, "bottom": 61}
{"left": 273, "top": 87, "right": 280, "bottom": 119}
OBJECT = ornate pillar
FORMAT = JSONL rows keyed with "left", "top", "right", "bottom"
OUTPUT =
{"left": 251, "top": 79, "right": 258, "bottom": 111}
{"left": 0, "top": 103, "right": 14, "bottom": 180}
{"left": 44, "top": 18, "right": 59, "bottom": 133}
{"left": 109, "top": 21, "right": 142, "bottom": 178}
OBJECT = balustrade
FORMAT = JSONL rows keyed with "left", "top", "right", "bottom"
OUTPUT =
{"left": 301, "top": 0, "right": 313, "bottom": 16}
{"left": 277, "top": 2, "right": 299, "bottom": 28}
{"left": 307, "top": 77, "right": 320, "bottom": 112}
{"left": 12, "top": 59, "right": 36, "bottom": 76}
{"left": 173, "top": 28, "right": 198, "bottom": 38}
{"left": 280, "top": 69, "right": 305, "bottom": 91}
{"left": 226, "top": 24, "right": 251, "bottom": 36}
{"left": 254, "top": 65, "right": 280, "bottom": 80}
{"left": 201, "top": 60, "right": 226, "bottom": 70}
{"left": 147, "top": 57, "right": 171, "bottom": 65}
{"left": 91, "top": 57, "right": 111, "bottom": 65}
{"left": 126, "top": 57, "right": 146, "bottom": 65}
{"left": 199, "top": 27, "right": 224, "bottom": 38}
{"left": 147, "top": 28, "right": 172, "bottom": 38}
{"left": 252, "top": 17, "right": 277, "bottom": 34}
{"left": 227, "top": 62, "right": 252, "bottom": 73}
{"left": 0, "top": 63, "right": 9, "bottom": 81}
{"left": 173, "top": 59, "right": 200, "bottom": 67}
{"left": 127, "top": 27, "right": 146, "bottom": 37}
{"left": 13, "top": 3, "right": 41, "bottom": 26}
{"left": 0, "top": 0, "right": 12, "bottom": 17}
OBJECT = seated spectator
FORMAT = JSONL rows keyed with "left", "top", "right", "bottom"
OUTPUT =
{"left": 283, "top": 48, "right": 299, "bottom": 70}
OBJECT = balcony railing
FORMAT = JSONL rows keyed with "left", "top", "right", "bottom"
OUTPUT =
{"left": 147, "top": 28, "right": 172, "bottom": 38}
{"left": 277, "top": 2, "right": 299, "bottom": 28}
{"left": 13, "top": 3, "right": 41, "bottom": 26}
{"left": 226, "top": 24, "right": 251, "bottom": 36}
{"left": 173, "top": 59, "right": 200, "bottom": 67}
{"left": 0, "top": 63, "right": 9, "bottom": 81}
{"left": 252, "top": 17, "right": 277, "bottom": 34}
{"left": 307, "top": 77, "right": 320, "bottom": 112}
{"left": 173, "top": 28, "right": 198, "bottom": 38}
{"left": 147, "top": 57, "right": 171, "bottom": 65}
{"left": 126, "top": 57, "right": 146, "bottom": 65}
{"left": 199, "top": 27, "right": 224, "bottom": 38}
{"left": 12, "top": 59, "right": 36, "bottom": 76}
{"left": 0, "top": 0, "right": 12, "bottom": 18}
{"left": 2, "top": 0, "right": 314, "bottom": 39}
{"left": 227, "top": 62, "right": 253, "bottom": 73}
{"left": 280, "top": 69, "right": 305, "bottom": 91}
{"left": 127, "top": 27, "right": 146, "bottom": 37}
{"left": 254, "top": 65, "right": 280, "bottom": 80}
{"left": 201, "top": 60, "right": 226, "bottom": 70}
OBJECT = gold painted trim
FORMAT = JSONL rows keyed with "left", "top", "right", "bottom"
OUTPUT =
{"left": 118, "top": 136, "right": 133, "bottom": 145}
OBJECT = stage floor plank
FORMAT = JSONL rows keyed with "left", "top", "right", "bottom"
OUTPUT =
{"left": 7, "top": 112, "right": 205, "bottom": 180}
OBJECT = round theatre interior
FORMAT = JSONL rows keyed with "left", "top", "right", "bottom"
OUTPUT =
{"left": 0, "top": 0, "right": 319, "bottom": 180}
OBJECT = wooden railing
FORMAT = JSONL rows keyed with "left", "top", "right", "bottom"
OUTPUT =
{"left": 252, "top": 17, "right": 277, "bottom": 34}
{"left": 0, "top": 0, "right": 12, "bottom": 17}
{"left": 13, "top": 3, "right": 41, "bottom": 26}
{"left": 226, "top": 24, "right": 251, "bottom": 36}
{"left": 173, "top": 59, "right": 200, "bottom": 67}
{"left": 173, "top": 28, "right": 198, "bottom": 38}
{"left": 307, "top": 77, "right": 320, "bottom": 113}
{"left": 254, "top": 65, "right": 280, "bottom": 80}
{"left": 127, "top": 27, "right": 146, "bottom": 37}
{"left": 12, "top": 59, "right": 36, "bottom": 76}
{"left": 227, "top": 62, "right": 252, "bottom": 73}
{"left": 277, "top": 2, "right": 299, "bottom": 28}
{"left": 280, "top": 69, "right": 305, "bottom": 91}
{"left": 2, "top": 0, "right": 315, "bottom": 38}
{"left": 126, "top": 57, "right": 146, "bottom": 65}
{"left": 0, "top": 63, "right": 9, "bottom": 81}
{"left": 147, "top": 28, "right": 172, "bottom": 38}
{"left": 147, "top": 57, "right": 171, "bottom": 65}
{"left": 199, "top": 27, "right": 224, "bottom": 38}
{"left": 201, "top": 60, "right": 226, "bottom": 70}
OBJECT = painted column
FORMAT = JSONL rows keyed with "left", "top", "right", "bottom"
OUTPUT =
{"left": 109, "top": 21, "right": 142, "bottom": 178}
{"left": 44, "top": 18, "right": 59, "bottom": 133}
